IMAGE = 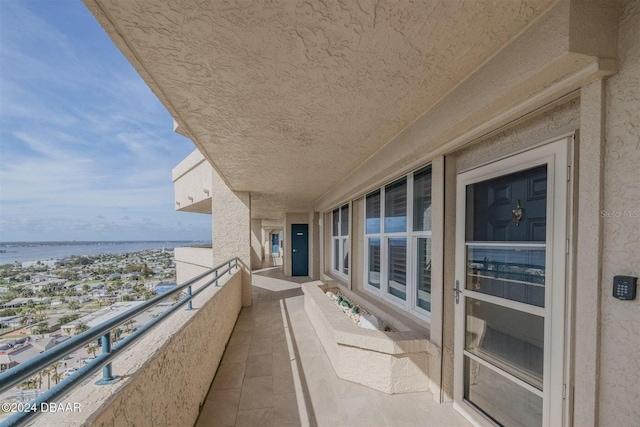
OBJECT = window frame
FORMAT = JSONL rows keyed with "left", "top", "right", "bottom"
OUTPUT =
{"left": 364, "top": 166, "right": 433, "bottom": 322}
{"left": 331, "top": 203, "right": 350, "bottom": 279}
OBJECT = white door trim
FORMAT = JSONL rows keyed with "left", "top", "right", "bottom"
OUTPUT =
{"left": 453, "top": 136, "right": 570, "bottom": 427}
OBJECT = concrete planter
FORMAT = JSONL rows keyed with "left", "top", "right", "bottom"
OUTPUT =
{"left": 302, "top": 281, "right": 440, "bottom": 395}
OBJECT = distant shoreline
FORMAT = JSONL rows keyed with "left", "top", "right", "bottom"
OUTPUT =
{"left": 0, "top": 241, "right": 211, "bottom": 265}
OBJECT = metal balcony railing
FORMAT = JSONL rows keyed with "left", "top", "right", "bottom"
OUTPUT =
{"left": 0, "top": 258, "right": 239, "bottom": 427}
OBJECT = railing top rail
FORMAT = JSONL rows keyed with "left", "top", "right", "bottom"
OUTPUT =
{"left": 0, "top": 257, "right": 238, "bottom": 395}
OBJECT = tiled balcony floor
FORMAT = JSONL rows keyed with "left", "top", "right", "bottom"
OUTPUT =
{"left": 195, "top": 267, "right": 471, "bottom": 427}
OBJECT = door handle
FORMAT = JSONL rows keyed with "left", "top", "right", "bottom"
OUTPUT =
{"left": 453, "top": 280, "right": 460, "bottom": 304}
{"left": 293, "top": 249, "right": 298, "bottom": 252}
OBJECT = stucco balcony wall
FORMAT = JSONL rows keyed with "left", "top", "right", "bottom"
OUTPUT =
{"left": 302, "top": 281, "right": 440, "bottom": 396}
{"left": 175, "top": 246, "right": 213, "bottom": 270}
{"left": 172, "top": 149, "right": 213, "bottom": 214}
{"left": 37, "top": 269, "right": 243, "bottom": 427}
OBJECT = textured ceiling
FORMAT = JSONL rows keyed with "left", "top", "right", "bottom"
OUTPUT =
{"left": 88, "top": 0, "right": 555, "bottom": 219}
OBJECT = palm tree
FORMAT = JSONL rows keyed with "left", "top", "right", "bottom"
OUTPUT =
{"left": 18, "top": 378, "right": 36, "bottom": 390}
{"left": 74, "top": 322, "right": 89, "bottom": 335}
{"left": 111, "top": 328, "right": 122, "bottom": 344}
{"left": 49, "top": 361, "right": 62, "bottom": 385}
{"left": 51, "top": 371, "right": 63, "bottom": 385}
{"left": 36, "top": 371, "right": 44, "bottom": 389}
{"left": 87, "top": 344, "right": 99, "bottom": 358}
{"left": 42, "top": 367, "right": 52, "bottom": 390}
{"left": 19, "top": 311, "right": 31, "bottom": 327}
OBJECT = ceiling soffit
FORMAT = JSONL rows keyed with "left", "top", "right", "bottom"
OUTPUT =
{"left": 89, "top": 0, "right": 555, "bottom": 218}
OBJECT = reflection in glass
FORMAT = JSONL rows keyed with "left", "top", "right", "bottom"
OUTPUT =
{"left": 466, "top": 245, "right": 545, "bottom": 307}
{"left": 342, "top": 239, "right": 349, "bottom": 275}
{"left": 465, "top": 165, "right": 547, "bottom": 243}
{"left": 465, "top": 298, "right": 543, "bottom": 389}
{"left": 464, "top": 357, "right": 542, "bottom": 427}
{"left": 413, "top": 166, "right": 432, "bottom": 232}
{"left": 366, "top": 190, "right": 381, "bottom": 234}
{"left": 332, "top": 209, "right": 339, "bottom": 236}
{"left": 387, "top": 238, "right": 406, "bottom": 300}
{"left": 367, "top": 238, "right": 380, "bottom": 288}
{"left": 333, "top": 239, "right": 339, "bottom": 271}
{"left": 385, "top": 178, "right": 407, "bottom": 232}
{"left": 340, "top": 205, "right": 349, "bottom": 236}
{"left": 416, "top": 237, "right": 431, "bottom": 311}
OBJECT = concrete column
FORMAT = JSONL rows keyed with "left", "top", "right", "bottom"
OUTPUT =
{"left": 430, "top": 155, "right": 445, "bottom": 402}
{"left": 441, "top": 153, "right": 458, "bottom": 402}
{"left": 309, "top": 211, "right": 320, "bottom": 280}
{"left": 250, "top": 219, "right": 262, "bottom": 271}
{"left": 574, "top": 79, "right": 606, "bottom": 427}
{"left": 211, "top": 171, "right": 252, "bottom": 307}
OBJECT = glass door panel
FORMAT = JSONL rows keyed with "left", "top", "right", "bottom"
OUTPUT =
{"left": 464, "top": 356, "right": 543, "bottom": 427}
{"left": 465, "top": 298, "right": 544, "bottom": 389}
{"left": 466, "top": 245, "right": 546, "bottom": 307}
{"left": 459, "top": 161, "right": 551, "bottom": 427}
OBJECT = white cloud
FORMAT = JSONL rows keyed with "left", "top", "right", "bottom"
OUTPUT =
{"left": 0, "top": 2, "right": 210, "bottom": 242}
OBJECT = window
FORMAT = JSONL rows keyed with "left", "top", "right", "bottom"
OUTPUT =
{"left": 364, "top": 166, "right": 432, "bottom": 319}
{"left": 332, "top": 204, "right": 349, "bottom": 277}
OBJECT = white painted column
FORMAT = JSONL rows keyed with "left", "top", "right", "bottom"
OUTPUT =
{"left": 574, "top": 79, "right": 606, "bottom": 427}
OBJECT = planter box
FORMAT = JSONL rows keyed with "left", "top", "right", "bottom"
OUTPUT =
{"left": 302, "top": 281, "right": 440, "bottom": 395}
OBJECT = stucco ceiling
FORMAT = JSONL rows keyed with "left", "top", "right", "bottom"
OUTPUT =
{"left": 86, "top": 0, "right": 555, "bottom": 220}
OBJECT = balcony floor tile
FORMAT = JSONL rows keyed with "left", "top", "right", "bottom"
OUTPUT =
{"left": 195, "top": 267, "right": 471, "bottom": 427}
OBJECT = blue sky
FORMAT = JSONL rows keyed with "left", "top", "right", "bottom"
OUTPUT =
{"left": 0, "top": 1, "right": 212, "bottom": 242}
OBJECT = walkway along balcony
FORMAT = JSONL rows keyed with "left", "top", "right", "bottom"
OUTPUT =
{"left": 7, "top": 266, "right": 469, "bottom": 426}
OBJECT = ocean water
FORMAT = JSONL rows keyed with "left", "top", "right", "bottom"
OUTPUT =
{"left": 0, "top": 241, "right": 209, "bottom": 265}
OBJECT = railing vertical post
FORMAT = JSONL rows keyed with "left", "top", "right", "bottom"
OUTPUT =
{"left": 96, "top": 332, "right": 119, "bottom": 385}
{"left": 186, "top": 285, "right": 193, "bottom": 310}
{"left": 228, "top": 261, "right": 232, "bottom": 274}
{"left": 214, "top": 269, "right": 219, "bottom": 286}
{"left": 235, "top": 257, "right": 238, "bottom": 269}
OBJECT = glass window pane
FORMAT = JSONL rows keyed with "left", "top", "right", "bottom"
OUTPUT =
{"left": 465, "top": 165, "right": 547, "bottom": 242}
{"left": 366, "top": 191, "right": 381, "bottom": 234}
{"left": 342, "top": 239, "right": 349, "bottom": 275}
{"left": 340, "top": 205, "right": 349, "bottom": 236}
{"left": 416, "top": 237, "right": 431, "bottom": 311}
{"left": 464, "top": 356, "right": 542, "bottom": 427}
{"left": 465, "top": 297, "right": 544, "bottom": 389}
{"left": 332, "top": 209, "right": 339, "bottom": 237}
{"left": 387, "top": 238, "right": 406, "bottom": 300}
{"left": 466, "top": 245, "right": 545, "bottom": 307}
{"left": 385, "top": 178, "right": 407, "bottom": 233}
{"left": 333, "top": 239, "right": 339, "bottom": 271}
{"left": 413, "top": 166, "right": 432, "bottom": 232}
{"left": 368, "top": 238, "right": 380, "bottom": 288}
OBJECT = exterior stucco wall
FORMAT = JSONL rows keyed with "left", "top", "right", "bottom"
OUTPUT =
{"left": 250, "top": 219, "right": 262, "bottom": 270}
{"left": 172, "top": 150, "right": 213, "bottom": 214}
{"left": 599, "top": 1, "right": 640, "bottom": 425}
{"left": 175, "top": 246, "right": 214, "bottom": 274}
{"left": 309, "top": 211, "right": 320, "bottom": 280}
{"left": 321, "top": 212, "right": 332, "bottom": 282}
{"left": 455, "top": 98, "right": 580, "bottom": 172}
{"left": 211, "top": 168, "right": 252, "bottom": 306}
{"left": 38, "top": 270, "right": 243, "bottom": 427}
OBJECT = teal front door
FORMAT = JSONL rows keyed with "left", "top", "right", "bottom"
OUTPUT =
{"left": 291, "top": 224, "right": 308, "bottom": 276}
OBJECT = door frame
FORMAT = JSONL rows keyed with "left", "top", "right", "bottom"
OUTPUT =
{"left": 291, "top": 224, "right": 309, "bottom": 276}
{"left": 453, "top": 136, "right": 571, "bottom": 427}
